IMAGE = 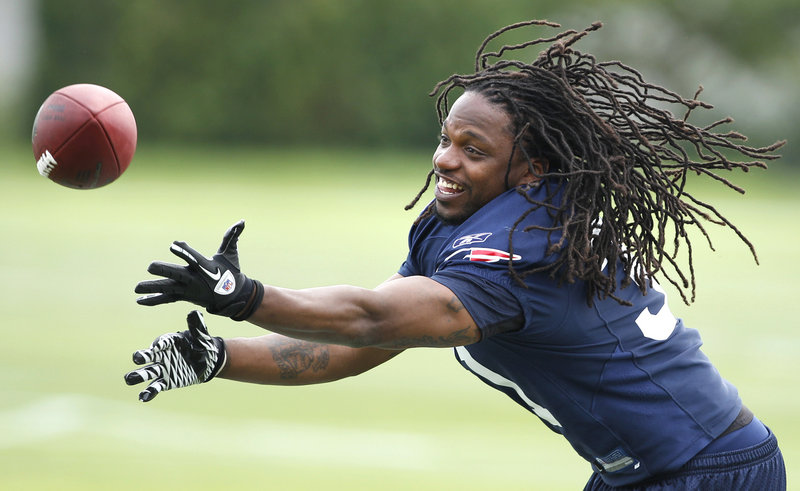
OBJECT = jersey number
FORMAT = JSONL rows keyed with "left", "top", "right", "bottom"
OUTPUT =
{"left": 634, "top": 281, "right": 677, "bottom": 341}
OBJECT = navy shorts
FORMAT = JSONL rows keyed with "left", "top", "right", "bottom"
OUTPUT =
{"left": 583, "top": 428, "right": 785, "bottom": 490}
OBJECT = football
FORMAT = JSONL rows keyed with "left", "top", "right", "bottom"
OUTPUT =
{"left": 32, "top": 84, "right": 137, "bottom": 189}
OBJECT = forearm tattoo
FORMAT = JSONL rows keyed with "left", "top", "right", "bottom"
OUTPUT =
{"left": 269, "top": 338, "right": 330, "bottom": 380}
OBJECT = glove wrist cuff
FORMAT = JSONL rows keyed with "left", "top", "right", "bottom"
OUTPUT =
{"left": 231, "top": 279, "right": 264, "bottom": 321}
{"left": 208, "top": 337, "right": 228, "bottom": 381}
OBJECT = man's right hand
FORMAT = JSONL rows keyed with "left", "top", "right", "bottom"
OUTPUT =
{"left": 134, "top": 220, "right": 264, "bottom": 321}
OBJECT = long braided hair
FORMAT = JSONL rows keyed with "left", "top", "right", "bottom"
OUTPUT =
{"left": 405, "top": 20, "right": 785, "bottom": 305}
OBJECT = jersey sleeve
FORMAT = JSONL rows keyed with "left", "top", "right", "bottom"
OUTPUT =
{"left": 431, "top": 268, "right": 524, "bottom": 339}
{"left": 397, "top": 258, "right": 418, "bottom": 277}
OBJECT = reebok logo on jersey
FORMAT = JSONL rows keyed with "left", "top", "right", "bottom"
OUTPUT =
{"left": 444, "top": 247, "right": 521, "bottom": 263}
{"left": 453, "top": 232, "right": 492, "bottom": 248}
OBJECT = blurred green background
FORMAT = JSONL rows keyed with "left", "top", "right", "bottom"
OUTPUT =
{"left": 1, "top": 1, "right": 797, "bottom": 489}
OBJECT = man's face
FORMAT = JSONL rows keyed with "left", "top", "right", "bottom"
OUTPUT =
{"left": 432, "top": 91, "right": 531, "bottom": 225}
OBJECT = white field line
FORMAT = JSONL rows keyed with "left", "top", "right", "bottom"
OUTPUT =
{"left": 0, "top": 393, "right": 439, "bottom": 470}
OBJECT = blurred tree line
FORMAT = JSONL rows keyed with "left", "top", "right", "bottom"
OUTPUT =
{"left": 20, "top": 0, "right": 798, "bottom": 155}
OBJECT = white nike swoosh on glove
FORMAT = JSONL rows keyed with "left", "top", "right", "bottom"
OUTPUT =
{"left": 170, "top": 244, "right": 222, "bottom": 280}
{"left": 198, "top": 265, "right": 221, "bottom": 281}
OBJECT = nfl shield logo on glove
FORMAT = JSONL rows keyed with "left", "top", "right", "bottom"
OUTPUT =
{"left": 214, "top": 270, "right": 236, "bottom": 295}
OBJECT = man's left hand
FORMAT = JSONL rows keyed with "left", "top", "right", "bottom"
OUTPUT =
{"left": 124, "top": 311, "right": 227, "bottom": 402}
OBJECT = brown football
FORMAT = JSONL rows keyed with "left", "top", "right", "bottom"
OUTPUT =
{"left": 32, "top": 84, "right": 137, "bottom": 189}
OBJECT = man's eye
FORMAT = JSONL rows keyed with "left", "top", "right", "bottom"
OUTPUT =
{"left": 465, "top": 146, "right": 483, "bottom": 156}
{"left": 439, "top": 134, "right": 450, "bottom": 145}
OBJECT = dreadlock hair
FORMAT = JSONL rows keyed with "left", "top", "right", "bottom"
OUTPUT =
{"left": 405, "top": 20, "right": 785, "bottom": 306}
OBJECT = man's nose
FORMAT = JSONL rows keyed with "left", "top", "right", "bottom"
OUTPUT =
{"left": 433, "top": 146, "right": 459, "bottom": 171}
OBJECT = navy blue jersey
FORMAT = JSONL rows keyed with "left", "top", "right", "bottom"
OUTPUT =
{"left": 398, "top": 182, "right": 741, "bottom": 486}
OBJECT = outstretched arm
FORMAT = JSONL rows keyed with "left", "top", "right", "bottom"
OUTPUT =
{"left": 135, "top": 223, "right": 482, "bottom": 350}
{"left": 124, "top": 310, "right": 403, "bottom": 401}
{"left": 221, "top": 334, "right": 403, "bottom": 386}
{"left": 221, "top": 272, "right": 456, "bottom": 383}
{"left": 246, "top": 273, "right": 481, "bottom": 349}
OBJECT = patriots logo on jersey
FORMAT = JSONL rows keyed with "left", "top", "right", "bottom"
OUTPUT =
{"left": 452, "top": 232, "right": 492, "bottom": 248}
{"left": 444, "top": 247, "right": 521, "bottom": 263}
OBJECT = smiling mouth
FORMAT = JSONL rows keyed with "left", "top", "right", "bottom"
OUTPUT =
{"left": 436, "top": 176, "right": 465, "bottom": 196}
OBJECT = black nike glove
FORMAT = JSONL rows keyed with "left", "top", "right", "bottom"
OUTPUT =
{"left": 135, "top": 220, "right": 264, "bottom": 321}
{"left": 124, "top": 311, "right": 226, "bottom": 402}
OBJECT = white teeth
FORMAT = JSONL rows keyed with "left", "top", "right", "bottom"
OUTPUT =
{"left": 437, "top": 178, "right": 463, "bottom": 192}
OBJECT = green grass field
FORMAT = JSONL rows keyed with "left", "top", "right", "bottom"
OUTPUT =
{"left": 1, "top": 143, "right": 797, "bottom": 489}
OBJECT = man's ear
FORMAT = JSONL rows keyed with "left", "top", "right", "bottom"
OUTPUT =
{"left": 531, "top": 158, "right": 549, "bottom": 177}
{"left": 518, "top": 158, "right": 549, "bottom": 185}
